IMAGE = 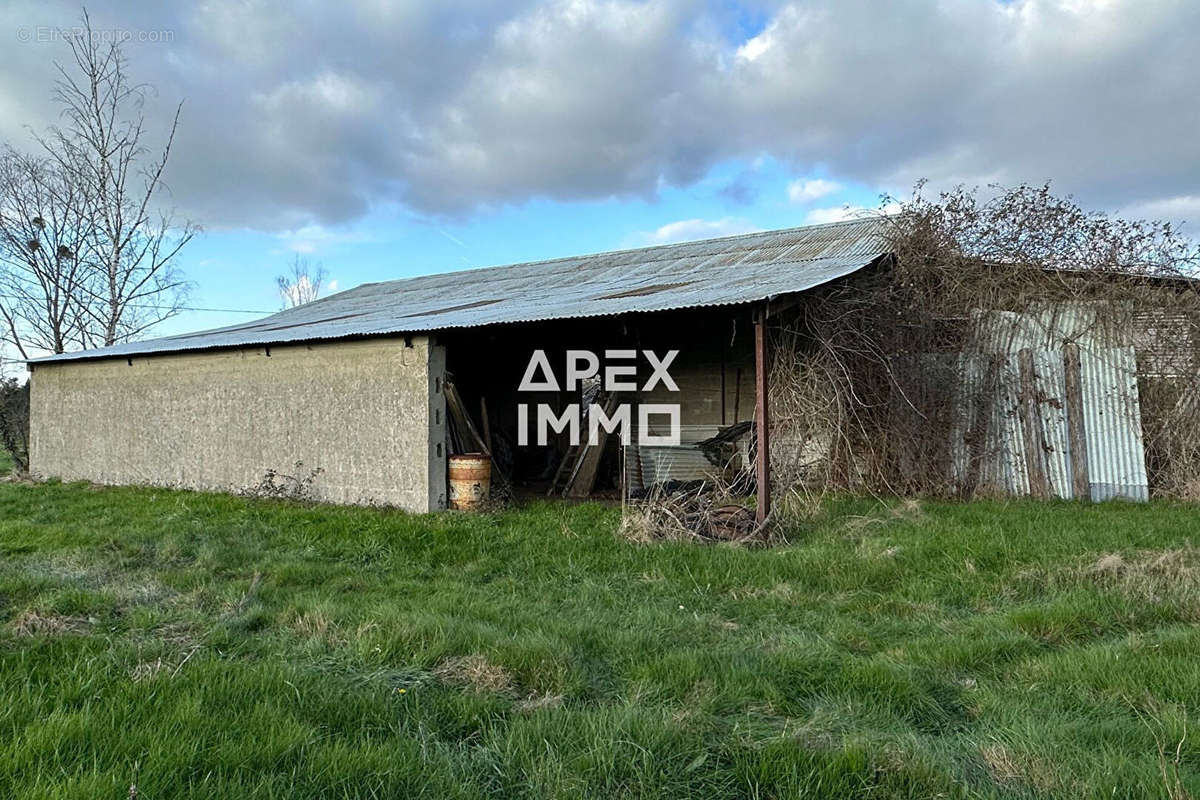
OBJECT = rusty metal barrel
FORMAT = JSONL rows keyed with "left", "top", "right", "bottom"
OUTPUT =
{"left": 448, "top": 453, "right": 491, "bottom": 510}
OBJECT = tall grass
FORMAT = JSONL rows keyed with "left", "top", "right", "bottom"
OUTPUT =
{"left": 0, "top": 482, "right": 1197, "bottom": 798}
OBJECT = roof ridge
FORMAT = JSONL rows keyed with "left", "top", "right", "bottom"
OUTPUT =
{"left": 350, "top": 215, "right": 884, "bottom": 294}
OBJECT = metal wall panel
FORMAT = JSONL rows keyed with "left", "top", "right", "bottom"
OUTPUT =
{"left": 628, "top": 424, "right": 741, "bottom": 491}
{"left": 1080, "top": 347, "right": 1149, "bottom": 501}
{"left": 950, "top": 345, "right": 1148, "bottom": 501}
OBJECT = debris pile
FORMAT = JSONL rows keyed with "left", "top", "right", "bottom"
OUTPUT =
{"left": 621, "top": 485, "right": 774, "bottom": 544}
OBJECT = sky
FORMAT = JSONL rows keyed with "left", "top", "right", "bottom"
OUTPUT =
{"left": 1, "top": 0, "right": 1198, "bottom": 348}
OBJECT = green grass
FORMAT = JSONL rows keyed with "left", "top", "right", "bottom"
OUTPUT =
{"left": 1, "top": 483, "right": 1198, "bottom": 798}
{"left": 0, "top": 448, "right": 12, "bottom": 475}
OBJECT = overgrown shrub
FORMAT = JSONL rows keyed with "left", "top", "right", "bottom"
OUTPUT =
{"left": 0, "top": 376, "right": 29, "bottom": 474}
{"left": 770, "top": 182, "right": 1200, "bottom": 499}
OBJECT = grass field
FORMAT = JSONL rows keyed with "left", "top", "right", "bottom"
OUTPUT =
{"left": 1, "top": 482, "right": 1198, "bottom": 798}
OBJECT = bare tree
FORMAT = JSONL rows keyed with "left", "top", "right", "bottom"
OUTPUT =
{"left": 0, "top": 150, "right": 90, "bottom": 358}
{"left": 45, "top": 12, "right": 196, "bottom": 348}
{"left": 276, "top": 254, "right": 328, "bottom": 308}
{"left": 0, "top": 11, "right": 195, "bottom": 358}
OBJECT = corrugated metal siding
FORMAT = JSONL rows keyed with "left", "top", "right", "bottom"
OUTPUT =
{"left": 972, "top": 304, "right": 1109, "bottom": 353}
{"left": 628, "top": 424, "right": 744, "bottom": 491}
{"left": 949, "top": 354, "right": 1026, "bottom": 496}
{"left": 959, "top": 304, "right": 1150, "bottom": 501}
{"left": 34, "top": 218, "right": 888, "bottom": 364}
{"left": 1080, "top": 347, "right": 1149, "bottom": 501}
{"left": 633, "top": 446, "right": 718, "bottom": 488}
{"left": 974, "top": 302, "right": 1195, "bottom": 382}
{"left": 950, "top": 345, "right": 1148, "bottom": 501}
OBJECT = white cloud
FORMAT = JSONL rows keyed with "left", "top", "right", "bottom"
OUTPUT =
{"left": 1119, "top": 195, "right": 1200, "bottom": 228}
{"left": 735, "top": 31, "right": 771, "bottom": 62}
{"left": 276, "top": 225, "right": 373, "bottom": 254}
{"left": 0, "top": 0, "right": 1195, "bottom": 227}
{"left": 256, "top": 71, "right": 379, "bottom": 117}
{"left": 787, "top": 178, "right": 842, "bottom": 204}
{"left": 803, "top": 206, "right": 861, "bottom": 225}
{"left": 804, "top": 202, "right": 901, "bottom": 225}
{"left": 646, "top": 217, "right": 761, "bottom": 244}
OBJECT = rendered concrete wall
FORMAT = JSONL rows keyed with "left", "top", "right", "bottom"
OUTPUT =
{"left": 29, "top": 336, "right": 447, "bottom": 512}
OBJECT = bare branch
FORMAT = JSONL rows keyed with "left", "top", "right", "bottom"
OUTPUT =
{"left": 275, "top": 254, "right": 329, "bottom": 308}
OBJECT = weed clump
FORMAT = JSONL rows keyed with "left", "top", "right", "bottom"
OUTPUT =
{"left": 433, "top": 654, "right": 514, "bottom": 695}
{"left": 1082, "top": 547, "right": 1200, "bottom": 608}
{"left": 243, "top": 461, "right": 324, "bottom": 501}
{"left": 9, "top": 610, "right": 92, "bottom": 637}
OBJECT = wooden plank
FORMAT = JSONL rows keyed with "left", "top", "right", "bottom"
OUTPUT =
{"left": 754, "top": 310, "right": 771, "bottom": 522}
{"left": 479, "top": 397, "right": 492, "bottom": 453}
{"left": 445, "top": 381, "right": 489, "bottom": 456}
{"left": 1017, "top": 349, "right": 1051, "bottom": 499}
{"left": 565, "top": 392, "right": 621, "bottom": 498}
{"left": 720, "top": 348, "right": 727, "bottom": 425}
{"left": 620, "top": 444, "right": 627, "bottom": 509}
{"left": 1063, "top": 343, "right": 1091, "bottom": 500}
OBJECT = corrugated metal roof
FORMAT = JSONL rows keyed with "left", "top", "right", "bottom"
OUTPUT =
{"left": 32, "top": 217, "right": 888, "bottom": 364}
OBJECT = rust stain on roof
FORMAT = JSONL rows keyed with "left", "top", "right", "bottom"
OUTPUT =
{"left": 399, "top": 299, "right": 504, "bottom": 318}
{"left": 592, "top": 281, "right": 695, "bottom": 300}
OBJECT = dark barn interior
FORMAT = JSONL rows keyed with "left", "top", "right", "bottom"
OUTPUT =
{"left": 440, "top": 306, "right": 760, "bottom": 501}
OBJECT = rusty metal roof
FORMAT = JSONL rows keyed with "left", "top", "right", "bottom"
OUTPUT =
{"left": 32, "top": 217, "right": 888, "bottom": 363}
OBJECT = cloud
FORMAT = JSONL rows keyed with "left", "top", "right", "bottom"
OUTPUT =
{"left": 275, "top": 225, "right": 374, "bottom": 255}
{"left": 803, "top": 206, "right": 861, "bottom": 225}
{"left": 787, "top": 178, "right": 842, "bottom": 204}
{"left": 0, "top": 0, "right": 1195, "bottom": 229}
{"left": 1119, "top": 195, "right": 1200, "bottom": 229}
{"left": 645, "top": 217, "right": 761, "bottom": 244}
{"left": 804, "top": 202, "right": 902, "bottom": 225}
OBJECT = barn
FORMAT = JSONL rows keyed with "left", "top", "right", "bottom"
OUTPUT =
{"left": 27, "top": 219, "right": 890, "bottom": 512}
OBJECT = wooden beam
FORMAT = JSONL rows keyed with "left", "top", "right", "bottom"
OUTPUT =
{"left": 1017, "top": 349, "right": 1051, "bottom": 499}
{"left": 754, "top": 309, "right": 771, "bottom": 522}
{"left": 479, "top": 397, "right": 493, "bottom": 454}
{"left": 444, "top": 381, "right": 489, "bottom": 457}
{"left": 565, "top": 392, "right": 622, "bottom": 499}
{"left": 765, "top": 293, "right": 804, "bottom": 319}
{"left": 1063, "top": 343, "right": 1091, "bottom": 501}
